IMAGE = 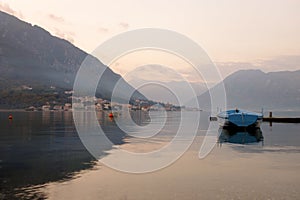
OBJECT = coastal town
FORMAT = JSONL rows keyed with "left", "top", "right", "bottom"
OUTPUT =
{"left": 24, "top": 90, "right": 183, "bottom": 112}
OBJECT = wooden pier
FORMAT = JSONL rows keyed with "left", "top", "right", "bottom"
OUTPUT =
{"left": 263, "top": 117, "right": 300, "bottom": 123}
{"left": 262, "top": 112, "right": 300, "bottom": 123}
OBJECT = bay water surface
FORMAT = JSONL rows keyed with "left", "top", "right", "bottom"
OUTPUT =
{"left": 0, "top": 111, "right": 299, "bottom": 199}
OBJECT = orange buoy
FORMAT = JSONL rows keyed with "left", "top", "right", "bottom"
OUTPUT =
{"left": 108, "top": 112, "right": 114, "bottom": 118}
{"left": 8, "top": 115, "right": 13, "bottom": 120}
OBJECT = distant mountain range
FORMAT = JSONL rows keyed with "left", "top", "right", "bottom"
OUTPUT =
{"left": 130, "top": 69, "right": 300, "bottom": 110}
{"left": 127, "top": 78, "right": 207, "bottom": 105}
{"left": 0, "top": 11, "right": 145, "bottom": 108}
{"left": 193, "top": 69, "right": 300, "bottom": 111}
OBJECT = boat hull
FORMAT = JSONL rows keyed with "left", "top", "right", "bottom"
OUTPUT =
{"left": 218, "top": 117, "right": 262, "bottom": 128}
{"left": 218, "top": 109, "right": 263, "bottom": 128}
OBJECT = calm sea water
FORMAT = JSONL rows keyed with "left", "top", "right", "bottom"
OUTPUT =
{"left": 0, "top": 111, "right": 300, "bottom": 199}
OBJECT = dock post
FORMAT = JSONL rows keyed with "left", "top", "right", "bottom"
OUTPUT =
{"left": 269, "top": 111, "right": 272, "bottom": 126}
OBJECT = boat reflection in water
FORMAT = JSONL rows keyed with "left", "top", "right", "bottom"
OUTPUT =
{"left": 218, "top": 127, "right": 264, "bottom": 145}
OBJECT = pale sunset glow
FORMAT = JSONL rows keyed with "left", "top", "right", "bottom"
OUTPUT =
{"left": 1, "top": 0, "right": 300, "bottom": 77}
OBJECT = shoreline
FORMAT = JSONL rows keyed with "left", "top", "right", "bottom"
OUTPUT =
{"left": 0, "top": 109, "right": 27, "bottom": 112}
{"left": 0, "top": 109, "right": 72, "bottom": 112}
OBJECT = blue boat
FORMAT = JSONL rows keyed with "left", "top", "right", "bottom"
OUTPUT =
{"left": 217, "top": 109, "right": 263, "bottom": 127}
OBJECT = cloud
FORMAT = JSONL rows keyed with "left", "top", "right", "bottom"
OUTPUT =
{"left": 53, "top": 28, "right": 75, "bottom": 44}
{"left": 259, "top": 55, "right": 300, "bottom": 71}
{"left": 114, "top": 62, "right": 120, "bottom": 67}
{"left": 125, "top": 64, "right": 185, "bottom": 82}
{"left": 48, "top": 14, "right": 65, "bottom": 23}
{"left": 111, "top": 62, "right": 128, "bottom": 75}
{"left": 0, "top": 2, "right": 23, "bottom": 19}
{"left": 98, "top": 27, "right": 109, "bottom": 33}
{"left": 111, "top": 62, "right": 206, "bottom": 83}
{"left": 98, "top": 22, "right": 129, "bottom": 33}
{"left": 119, "top": 22, "right": 129, "bottom": 29}
{"left": 216, "top": 61, "right": 257, "bottom": 76}
{"left": 216, "top": 55, "right": 300, "bottom": 77}
{"left": 176, "top": 67, "right": 205, "bottom": 82}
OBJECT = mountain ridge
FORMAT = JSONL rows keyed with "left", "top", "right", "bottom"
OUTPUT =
{"left": 193, "top": 69, "right": 300, "bottom": 110}
{"left": 0, "top": 11, "right": 145, "bottom": 108}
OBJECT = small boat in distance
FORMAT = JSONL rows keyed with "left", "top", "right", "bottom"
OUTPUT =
{"left": 217, "top": 109, "right": 263, "bottom": 127}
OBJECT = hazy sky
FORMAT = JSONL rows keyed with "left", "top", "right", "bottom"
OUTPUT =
{"left": 1, "top": 0, "right": 300, "bottom": 79}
